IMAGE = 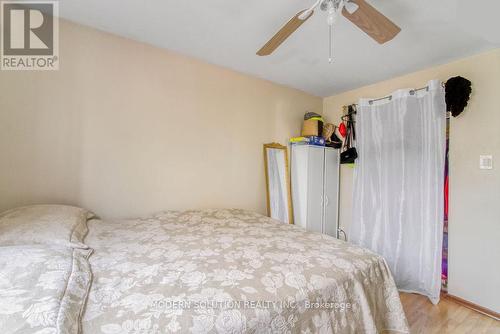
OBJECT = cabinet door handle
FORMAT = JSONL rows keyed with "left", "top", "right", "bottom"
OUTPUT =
{"left": 325, "top": 195, "right": 329, "bottom": 206}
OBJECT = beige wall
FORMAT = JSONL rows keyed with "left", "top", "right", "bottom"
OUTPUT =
{"left": 0, "top": 20, "right": 321, "bottom": 219}
{"left": 324, "top": 49, "right": 500, "bottom": 312}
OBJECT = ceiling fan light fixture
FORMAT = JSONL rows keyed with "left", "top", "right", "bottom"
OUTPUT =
{"left": 327, "top": 4, "right": 337, "bottom": 26}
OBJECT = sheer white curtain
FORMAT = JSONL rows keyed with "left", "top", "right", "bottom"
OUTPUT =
{"left": 351, "top": 80, "right": 446, "bottom": 304}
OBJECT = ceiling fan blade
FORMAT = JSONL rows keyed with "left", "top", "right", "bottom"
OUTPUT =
{"left": 342, "top": 0, "right": 401, "bottom": 44}
{"left": 257, "top": 10, "right": 314, "bottom": 56}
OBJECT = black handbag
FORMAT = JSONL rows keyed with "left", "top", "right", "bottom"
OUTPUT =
{"left": 340, "top": 147, "right": 357, "bottom": 164}
{"left": 340, "top": 105, "right": 357, "bottom": 164}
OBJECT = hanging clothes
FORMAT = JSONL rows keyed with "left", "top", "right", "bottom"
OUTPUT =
{"left": 442, "top": 114, "right": 450, "bottom": 291}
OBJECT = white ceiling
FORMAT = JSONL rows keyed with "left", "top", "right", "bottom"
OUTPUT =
{"left": 58, "top": 0, "right": 500, "bottom": 97}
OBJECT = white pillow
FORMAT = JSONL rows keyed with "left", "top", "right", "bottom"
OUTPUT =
{"left": 0, "top": 205, "right": 95, "bottom": 248}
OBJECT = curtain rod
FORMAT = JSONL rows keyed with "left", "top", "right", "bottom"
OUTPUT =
{"left": 345, "top": 82, "right": 445, "bottom": 109}
{"left": 368, "top": 85, "right": 429, "bottom": 105}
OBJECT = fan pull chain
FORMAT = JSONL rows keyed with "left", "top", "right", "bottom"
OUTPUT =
{"left": 327, "top": 1, "right": 336, "bottom": 63}
{"left": 329, "top": 24, "right": 334, "bottom": 63}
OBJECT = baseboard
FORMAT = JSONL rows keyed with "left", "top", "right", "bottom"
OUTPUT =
{"left": 442, "top": 293, "right": 500, "bottom": 320}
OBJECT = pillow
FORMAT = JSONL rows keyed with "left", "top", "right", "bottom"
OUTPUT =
{"left": 0, "top": 204, "right": 95, "bottom": 248}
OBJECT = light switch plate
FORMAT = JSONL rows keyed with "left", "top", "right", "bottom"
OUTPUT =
{"left": 479, "top": 155, "right": 493, "bottom": 170}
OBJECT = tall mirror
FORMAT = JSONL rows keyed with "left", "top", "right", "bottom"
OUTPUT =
{"left": 264, "top": 143, "right": 293, "bottom": 224}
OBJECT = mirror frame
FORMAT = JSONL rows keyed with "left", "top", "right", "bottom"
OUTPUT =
{"left": 263, "top": 143, "right": 294, "bottom": 224}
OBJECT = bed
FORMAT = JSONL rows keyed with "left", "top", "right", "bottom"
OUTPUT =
{"left": 0, "top": 205, "right": 409, "bottom": 333}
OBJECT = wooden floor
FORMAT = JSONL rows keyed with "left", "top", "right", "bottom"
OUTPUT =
{"left": 400, "top": 293, "right": 500, "bottom": 334}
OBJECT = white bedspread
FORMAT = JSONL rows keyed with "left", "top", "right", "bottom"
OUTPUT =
{"left": 82, "top": 209, "right": 409, "bottom": 334}
{"left": 0, "top": 245, "right": 92, "bottom": 334}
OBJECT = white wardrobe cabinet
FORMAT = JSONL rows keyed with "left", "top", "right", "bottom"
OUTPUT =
{"left": 291, "top": 145, "right": 340, "bottom": 238}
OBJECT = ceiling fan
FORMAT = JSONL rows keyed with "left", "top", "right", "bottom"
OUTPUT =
{"left": 256, "top": 0, "right": 401, "bottom": 61}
